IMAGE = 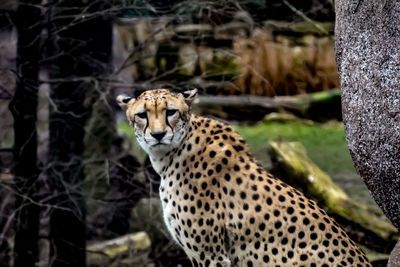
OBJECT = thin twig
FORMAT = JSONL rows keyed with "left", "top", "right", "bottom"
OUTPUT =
{"left": 282, "top": 0, "right": 334, "bottom": 40}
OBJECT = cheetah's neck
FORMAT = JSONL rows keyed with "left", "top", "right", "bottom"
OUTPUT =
{"left": 149, "top": 114, "right": 252, "bottom": 181}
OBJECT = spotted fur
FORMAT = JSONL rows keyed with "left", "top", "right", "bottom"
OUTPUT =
{"left": 117, "top": 89, "right": 371, "bottom": 267}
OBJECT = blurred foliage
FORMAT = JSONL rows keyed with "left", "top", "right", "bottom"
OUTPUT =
{"left": 202, "top": 50, "right": 240, "bottom": 80}
{"left": 119, "top": 0, "right": 176, "bottom": 17}
{"left": 248, "top": 0, "right": 335, "bottom": 22}
{"left": 117, "top": 122, "right": 148, "bottom": 161}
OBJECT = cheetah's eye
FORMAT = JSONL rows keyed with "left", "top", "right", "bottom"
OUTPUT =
{"left": 166, "top": 109, "right": 178, "bottom": 116}
{"left": 136, "top": 112, "right": 147, "bottom": 119}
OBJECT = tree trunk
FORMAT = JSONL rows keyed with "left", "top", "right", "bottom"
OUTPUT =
{"left": 47, "top": 1, "right": 112, "bottom": 266}
{"left": 335, "top": 1, "right": 400, "bottom": 230}
{"left": 9, "top": 2, "right": 42, "bottom": 267}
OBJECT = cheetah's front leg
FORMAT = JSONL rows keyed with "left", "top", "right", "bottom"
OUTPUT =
{"left": 185, "top": 249, "right": 231, "bottom": 267}
{"left": 176, "top": 217, "right": 231, "bottom": 267}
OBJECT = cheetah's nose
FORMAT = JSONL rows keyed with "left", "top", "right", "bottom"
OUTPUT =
{"left": 151, "top": 131, "right": 167, "bottom": 141}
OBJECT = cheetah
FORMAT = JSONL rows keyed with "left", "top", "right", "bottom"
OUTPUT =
{"left": 117, "top": 88, "right": 371, "bottom": 267}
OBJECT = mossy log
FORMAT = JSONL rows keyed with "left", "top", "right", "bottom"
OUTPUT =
{"left": 268, "top": 141, "right": 399, "bottom": 242}
{"left": 86, "top": 232, "right": 151, "bottom": 266}
{"left": 264, "top": 20, "right": 334, "bottom": 36}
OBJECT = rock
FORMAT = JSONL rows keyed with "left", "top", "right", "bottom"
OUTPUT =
{"left": 335, "top": 0, "right": 400, "bottom": 230}
{"left": 130, "top": 198, "right": 168, "bottom": 241}
{"left": 388, "top": 239, "right": 400, "bottom": 267}
{"left": 86, "top": 232, "right": 152, "bottom": 267}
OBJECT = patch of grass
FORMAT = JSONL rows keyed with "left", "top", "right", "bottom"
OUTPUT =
{"left": 235, "top": 121, "right": 381, "bottom": 209}
{"left": 235, "top": 121, "right": 356, "bottom": 174}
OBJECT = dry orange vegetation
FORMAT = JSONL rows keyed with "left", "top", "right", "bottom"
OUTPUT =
{"left": 224, "top": 29, "right": 339, "bottom": 96}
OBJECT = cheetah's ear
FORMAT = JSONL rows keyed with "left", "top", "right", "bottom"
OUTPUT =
{"left": 181, "top": 88, "right": 198, "bottom": 105}
{"left": 116, "top": 94, "right": 135, "bottom": 111}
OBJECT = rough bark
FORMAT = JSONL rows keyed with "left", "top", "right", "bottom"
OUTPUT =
{"left": 9, "top": 2, "right": 42, "bottom": 266}
{"left": 335, "top": 1, "right": 400, "bottom": 230}
{"left": 47, "top": 1, "right": 112, "bottom": 266}
{"left": 388, "top": 239, "right": 400, "bottom": 267}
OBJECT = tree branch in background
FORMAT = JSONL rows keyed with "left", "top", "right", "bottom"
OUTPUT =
{"left": 46, "top": 1, "right": 112, "bottom": 266}
{"left": 282, "top": 0, "right": 333, "bottom": 40}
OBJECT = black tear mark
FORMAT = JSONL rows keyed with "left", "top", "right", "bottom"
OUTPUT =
{"left": 165, "top": 113, "right": 173, "bottom": 132}
{"left": 122, "top": 97, "right": 132, "bottom": 103}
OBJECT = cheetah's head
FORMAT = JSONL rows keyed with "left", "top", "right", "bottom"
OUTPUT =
{"left": 117, "top": 88, "right": 197, "bottom": 156}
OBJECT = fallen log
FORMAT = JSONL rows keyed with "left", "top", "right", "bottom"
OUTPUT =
{"left": 263, "top": 20, "right": 334, "bottom": 36}
{"left": 268, "top": 141, "right": 399, "bottom": 243}
{"left": 196, "top": 94, "right": 296, "bottom": 110}
{"left": 86, "top": 232, "right": 151, "bottom": 267}
{"left": 194, "top": 89, "right": 341, "bottom": 121}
